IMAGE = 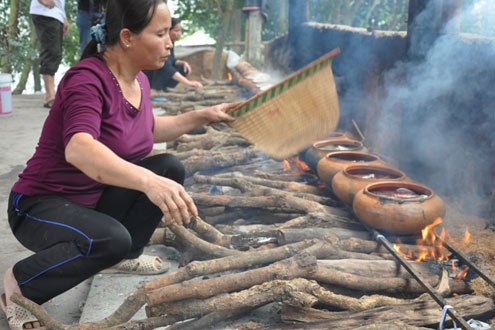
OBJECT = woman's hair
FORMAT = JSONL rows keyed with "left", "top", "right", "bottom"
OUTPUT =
{"left": 171, "top": 17, "right": 181, "bottom": 29}
{"left": 81, "top": 0, "right": 165, "bottom": 59}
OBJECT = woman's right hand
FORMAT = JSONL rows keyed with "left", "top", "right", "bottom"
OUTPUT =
{"left": 145, "top": 175, "right": 197, "bottom": 226}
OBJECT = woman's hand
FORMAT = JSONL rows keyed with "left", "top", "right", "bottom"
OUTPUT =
{"left": 38, "top": 0, "right": 55, "bottom": 8}
{"left": 187, "top": 80, "right": 203, "bottom": 89}
{"left": 198, "top": 102, "right": 241, "bottom": 125}
{"left": 144, "top": 175, "right": 197, "bottom": 225}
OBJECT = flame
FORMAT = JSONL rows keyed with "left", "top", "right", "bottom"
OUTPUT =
{"left": 464, "top": 228, "right": 471, "bottom": 244}
{"left": 227, "top": 72, "right": 233, "bottom": 80}
{"left": 394, "top": 217, "right": 450, "bottom": 262}
{"left": 281, "top": 157, "right": 311, "bottom": 174}
{"left": 454, "top": 265, "right": 470, "bottom": 280}
{"left": 293, "top": 156, "right": 310, "bottom": 172}
{"left": 282, "top": 159, "right": 291, "bottom": 171}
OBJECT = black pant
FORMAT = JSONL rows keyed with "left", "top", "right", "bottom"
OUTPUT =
{"left": 143, "top": 65, "right": 187, "bottom": 91}
{"left": 7, "top": 154, "right": 184, "bottom": 304}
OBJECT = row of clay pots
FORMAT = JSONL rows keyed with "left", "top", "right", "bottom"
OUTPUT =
{"left": 307, "top": 133, "right": 446, "bottom": 235}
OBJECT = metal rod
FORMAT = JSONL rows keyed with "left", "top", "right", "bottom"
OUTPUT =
{"left": 369, "top": 229, "right": 474, "bottom": 330}
{"left": 434, "top": 230, "right": 495, "bottom": 289}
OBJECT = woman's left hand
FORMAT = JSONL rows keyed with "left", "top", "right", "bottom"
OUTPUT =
{"left": 199, "top": 102, "right": 241, "bottom": 124}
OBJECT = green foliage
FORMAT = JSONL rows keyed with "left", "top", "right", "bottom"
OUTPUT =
{"left": 309, "top": 0, "right": 408, "bottom": 31}
{"left": 0, "top": 0, "right": 80, "bottom": 76}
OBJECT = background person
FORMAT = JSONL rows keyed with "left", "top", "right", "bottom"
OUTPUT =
{"left": 76, "top": 0, "right": 104, "bottom": 55}
{"left": 30, "top": 0, "right": 69, "bottom": 108}
{"left": 144, "top": 17, "right": 203, "bottom": 93}
{"left": 2, "top": 1, "right": 236, "bottom": 329}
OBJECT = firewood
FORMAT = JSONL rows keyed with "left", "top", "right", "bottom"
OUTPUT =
{"left": 326, "top": 234, "right": 451, "bottom": 260}
{"left": 145, "top": 240, "right": 317, "bottom": 291}
{"left": 196, "top": 171, "right": 330, "bottom": 196}
{"left": 191, "top": 193, "right": 349, "bottom": 218}
{"left": 317, "top": 259, "right": 443, "bottom": 279}
{"left": 176, "top": 127, "right": 249, "bottom": 152}
{"left": 146, "top": 278, "right": 320, "bottom": 318}
{"left": 183, "top": 148, "right": 259, "bottom": 175}
{"left": 277, "top": 228, "right": 370, "bottom": 244}
{"left": 280, "top": 294, "right": 494, "bottom": 328}
{"left": 215, "top": 212, "right": 364, "bottom": 234}
{"left": 193, "top": 172, "right": 340, "bottom": 207}
{"left": 145, "top": 252, "right": 318, "bottom": 307}
{"left": 204, "top": 210, "right": 301, "bottom": 226}
{"left": 310, "top": 266, "right": 470, "bottom": 294}
{"left": 165, "top": 221, "right": 242, "bottom": 260}
{"left": 187, "top": 215, "right": 230, "bottom": 247}
{"left": 165, "top": 308, "right": 253, "bottom": 330}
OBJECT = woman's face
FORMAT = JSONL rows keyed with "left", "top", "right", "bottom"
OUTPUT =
{"left": 130, "top": 2, "right": 173, "bottom": 70}
{"left": 169, "top": 23, "right": 182, "bottom": 42}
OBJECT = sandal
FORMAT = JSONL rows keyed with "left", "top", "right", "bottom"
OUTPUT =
{"left": 0, "top": 293, "right": 45, "bottom": 330}
{"left": 102, "top": 255, "right": 170, "bottom": 275}
{"left": 42, "top": 99, "right": 54, "bottom": 109}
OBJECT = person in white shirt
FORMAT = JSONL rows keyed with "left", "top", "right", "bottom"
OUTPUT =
{"left": 29, "top": 0, "right": 69, "bottom": 108}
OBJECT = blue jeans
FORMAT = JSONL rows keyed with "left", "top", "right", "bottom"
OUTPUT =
{"left": 77, "top": 9, "right": 103, "bottom": 55}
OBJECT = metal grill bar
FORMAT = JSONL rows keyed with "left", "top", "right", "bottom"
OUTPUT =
{"left": 368, "top": 228, "right": 474, "bottom": 330}
{"left": 434, "top": 230, "right": 495, "bottom": 289}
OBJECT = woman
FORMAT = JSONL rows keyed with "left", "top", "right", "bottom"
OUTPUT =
{"left": 1, "top": 0, "right": 235, "bottom": 328}
{"left": 144, "top": 17, "right": 204, "bottom": 92}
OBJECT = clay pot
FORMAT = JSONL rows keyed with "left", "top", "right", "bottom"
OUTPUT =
{"left": 352, "top": 181, "right": 446, "bottom": 235}
{"left": 303, "top": 138, "right": 367, "bottom": 170}
{"left": 331, "top": 164, "right": 406, "bottom": 205}
{"left": 317, "top": 151, "right": 385, "bottom": 186}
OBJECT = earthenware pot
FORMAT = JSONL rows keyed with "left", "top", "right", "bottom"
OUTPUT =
{"left": 331, "top": 164, "right": 406, "bottom": 205}
{"left": 303, "top": 139, "right": 367, "bottom": 170}
{"left": 317, "top": 151, "right": 385, "bottom": 186}
{"left": 352, "top": 181, "right": 446, "bottom": 235}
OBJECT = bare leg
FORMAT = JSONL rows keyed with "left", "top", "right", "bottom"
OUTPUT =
{"left": 3, "top": 266, "right": 44, "bottom": 328}
{"left": 42, "top": 74, "right": 55, "bottom": 103}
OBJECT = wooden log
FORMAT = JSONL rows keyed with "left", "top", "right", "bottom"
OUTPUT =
{"left": 145, "top": 240, "right": 317, "bottom": 291}
{"left": 309, "top": 266, "right": 470, "bottom": 294}
{"left": 191, "top": 193, "right": 350, "bottom": 218}
{"left": 165, "top": 308, "right": 253, "bottom": 330}
{"left": 277, "top": 228, "right": 370, "bottom": 244}
{"left": 326, "top": 235, "right": 451, "bottom": 260}
{"left": 196, "top": 171, "right": 330, "bottom": 196}
{"left": 193, "top": 172, "right": 340, "bottom": 207}
{"left": 183, "top": 148, "right": 259, "bottom": 175}
{"left": 176, "top": 127, "right": 249, "bottom": 152}
{"left": 166, "top": 221, "right": 242, "bottom": 260}
{"left": 187, "top": 215, "right": 231, "bottom": 247}
{"left": 317, "top": 259, "right": 443, "bottom": 279}
{"left": 280, "top": 294, "right": 494, "bottom": 328}
{"left": 215, "top": 212, "right": 364, "bottom": 234}
{"left": 205, "top": 210, "right": 301, "bottom": 226}
{"left": 146, "top": 278, "right": 320, "bottom": 318}
{"left": 146, "top": 252, "right": 318, "bottom": 307}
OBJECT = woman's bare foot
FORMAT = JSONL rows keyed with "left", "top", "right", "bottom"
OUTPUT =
{"left": 3, "top": 266, "right": 43, "bottom": 329}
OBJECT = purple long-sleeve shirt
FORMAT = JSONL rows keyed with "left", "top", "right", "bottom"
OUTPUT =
{"left": 13, "top": 56, "right": 154, "bottom": 206}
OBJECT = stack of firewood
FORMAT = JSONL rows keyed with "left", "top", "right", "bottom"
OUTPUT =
{"left": 10, "top": 79, "right": 494, "bottom": 329}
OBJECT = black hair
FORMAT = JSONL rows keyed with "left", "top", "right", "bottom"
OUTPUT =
{"left": 171, "top": 17, "right": 181, "bottom": 29}
{"left": 81, "top": 0, "right": 166, "bottom": 60}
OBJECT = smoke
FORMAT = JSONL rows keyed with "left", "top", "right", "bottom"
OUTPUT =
{"left": 372, "top": 0, "right": 495, "bottom": 219}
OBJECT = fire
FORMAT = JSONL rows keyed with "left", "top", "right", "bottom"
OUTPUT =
{"left": 394, "top": 217, "right": 449, "bottom": 262}
{"left": 293, "top": 156, "right": 310, "bottom": 172}
{"left": 282, "top": 159, "right": 291, "bottom": 171}
{"left": 282, "top": 156, "right": 311, "bottom": 174}
{"left": 227, "top": 72, "right": 233, "bottom": 81}
{"left": 464, "top": 228, "right": 471, "bottom": 244}
{"left": 392, "top": 217, "right": 473, "bottom": 280}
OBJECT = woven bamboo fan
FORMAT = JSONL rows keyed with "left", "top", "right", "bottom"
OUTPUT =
{"left": 229, "top": 48, "right": 340, "bottom": 160}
